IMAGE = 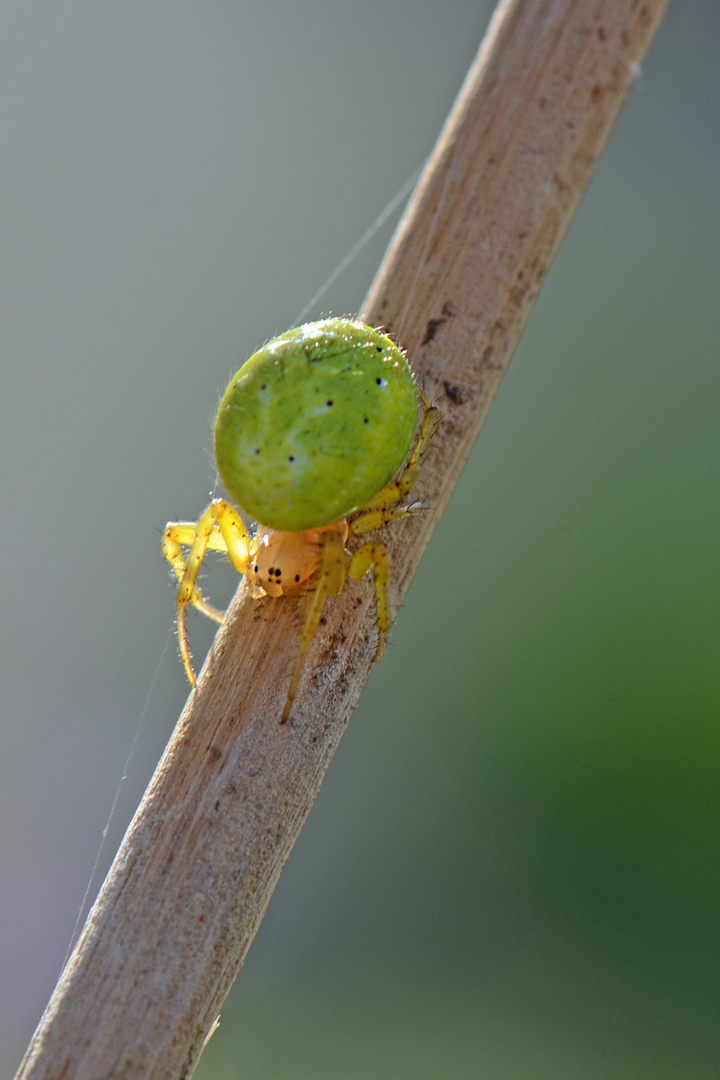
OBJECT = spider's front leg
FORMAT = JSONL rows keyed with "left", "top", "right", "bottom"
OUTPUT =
{"left": 163, "top": 523, "right": 228, "bottom": 623}
{"left": 163, "top": 498, "right": 252, "bottom": 685}
{"left": 347, "top": 541, "right": 391, "bottom": 658}
{"left": 281, "top": 527, "right": 347, "bottom": 724}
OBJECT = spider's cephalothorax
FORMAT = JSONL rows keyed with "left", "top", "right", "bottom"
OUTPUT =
{"left": 163, "top": 318, "right": 439, "bottom": 722}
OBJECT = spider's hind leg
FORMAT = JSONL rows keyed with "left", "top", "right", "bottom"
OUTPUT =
{"left": 363, "top": 387, "right": 440, "bottom": 513}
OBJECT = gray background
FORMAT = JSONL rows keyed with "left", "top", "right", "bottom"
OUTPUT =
{"left": 2, "top": 2, "right": 719, "bottom": 1077}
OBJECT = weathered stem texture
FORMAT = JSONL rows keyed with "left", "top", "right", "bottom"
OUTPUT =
{"left": 17, "top": 1, "right": 670, "bottom": 1077}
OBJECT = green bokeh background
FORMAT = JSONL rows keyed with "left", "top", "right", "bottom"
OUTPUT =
{"left": 1, "top": 3, "right": 718, "bottom": 1077}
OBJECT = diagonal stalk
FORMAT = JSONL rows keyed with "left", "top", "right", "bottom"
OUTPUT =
{"left": 17, "top": 1, "right": 671, "bottom": 1077}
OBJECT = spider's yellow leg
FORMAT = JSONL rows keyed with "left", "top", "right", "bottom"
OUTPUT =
{"left": 164, "top": 521, "right": 230, "bottom": 556}
{"left": 209, "top": 501, "right": 252, "bottom": 571}
{"left": 164, "top": 515, "right": 250, "bottom": 620}
{"left": 347, "top": 541, "right": 391, "bottom": 658}
{"left": 349, "top": 501, "right": 424, "bottom": 537}
{"left": 170, "top": 498, "right": 253, "bottom": 686}
{"left": 163, "top": 523, "right": 227, "bottom": 621}
{"left": 281, "top": 529, "right": 347, "bottom": 724}
{"left": 363, "top": 388, "right": 440, "bottom": 512}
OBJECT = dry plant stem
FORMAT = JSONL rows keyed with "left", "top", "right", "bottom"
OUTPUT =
{"left": 17, "top": 1, "right": 670, "bottom": 1077}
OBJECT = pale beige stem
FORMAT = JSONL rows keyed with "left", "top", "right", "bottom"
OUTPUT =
{"left": 17, "top": 1, "right": 671, "bottom": 1077}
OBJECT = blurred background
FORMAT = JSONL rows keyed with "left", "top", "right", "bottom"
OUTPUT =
{"left": 1, "top": 2, "right": 719, "bottom": 1077}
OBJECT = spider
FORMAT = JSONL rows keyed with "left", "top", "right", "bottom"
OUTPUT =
{"left": 163, "top": 318, "right": 439, "bottom": 722}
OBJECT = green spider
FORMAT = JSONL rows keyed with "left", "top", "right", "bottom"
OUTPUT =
{"left": 163, "top": 317, "right": 439, "bottom": 721}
